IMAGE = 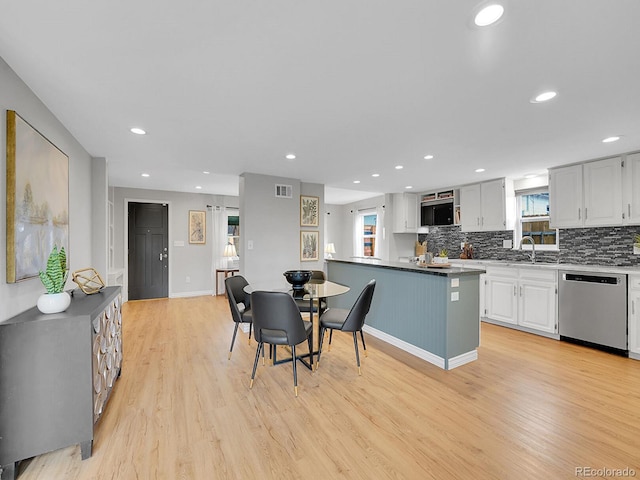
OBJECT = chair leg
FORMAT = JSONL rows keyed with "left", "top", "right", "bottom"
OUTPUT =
{"left": 228, "top": 323, "right": 240, "bottom": 360}
{"left": 250, "top": 342, "right": 263, "bottom": 388}
{"left": 317, "top": 327, "right": 326, "bottom": 366}
{"left": 328, "top": 329, "right": 334, "bottom": 351}
{"left": 352, "top": 332, "right": 362, "bottom": 375}
{"left": 307, "top": 335, "right": 314, "bottom": 371}
{"left": 359, "top": 329, "right": 368, "bottom": 357}
{"left": 291, "top": 344, "right": 299, "bottom": 397}
{"left": 248, "top": 323, "right": 252, "bottom": 345}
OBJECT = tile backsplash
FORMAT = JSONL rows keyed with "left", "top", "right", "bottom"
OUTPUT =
{"left": 419, "top": 225, "right": 640, "bottom": 267}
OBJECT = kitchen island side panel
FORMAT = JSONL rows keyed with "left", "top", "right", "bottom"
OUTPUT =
{"left": 445, "top": 274, "right": 480, "bottom": 361}
{"left": 327, "top": 261, "right": 448, "bottom": 358}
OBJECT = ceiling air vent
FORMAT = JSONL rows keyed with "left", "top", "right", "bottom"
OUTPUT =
{"left": 275, "top": 184, "right": 292, "bottom": 198}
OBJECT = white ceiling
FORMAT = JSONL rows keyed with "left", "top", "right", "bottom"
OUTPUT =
{"left": 1, "top": 1, "right": 639, "bottom": 204}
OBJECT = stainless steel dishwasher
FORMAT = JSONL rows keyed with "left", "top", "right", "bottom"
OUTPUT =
{"left": 558, "top": 270, "right": 627, "bottom": 353}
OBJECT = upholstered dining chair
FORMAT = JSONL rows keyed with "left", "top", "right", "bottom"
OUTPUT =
{"left": 225, "top": 275, "right": 253, "bottom": 360}
{"left": 249, "top": 291, "right": 313, "bottom": 396}
{"left": 317, "top": 279, "right": 376, "bottom": 375}
{"left": 295, "top": 270, "right": 327, "bottom": 314}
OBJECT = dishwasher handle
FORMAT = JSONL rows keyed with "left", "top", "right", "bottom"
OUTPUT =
{"left": 562, "top": 273, "right": 621, "bottom": 285}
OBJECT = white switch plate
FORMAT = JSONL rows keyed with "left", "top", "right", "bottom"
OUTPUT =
{"left": 248, "top": 240, "right": 254, "bottom": 250}
{"left": 503, "top": 239, "right": 513, "bottom": 249}
{"left": 451, "top": 291, "right": 459, "bottom": 302}
{"left": 174, "top": 240, "right": 185, "bottom": 247}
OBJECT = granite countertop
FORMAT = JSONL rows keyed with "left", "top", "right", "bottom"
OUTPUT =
{"left": 327, "top": 258, "right": 483, "bottom": 277}
{"left": 447, "top": 259, "right": 640, "bottom": 275}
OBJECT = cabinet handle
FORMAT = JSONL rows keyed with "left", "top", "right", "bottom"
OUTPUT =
{"left": 584, "top": 207, "right": 587, "bottom": 220}
{"left": 513, "top": 285, "right": 517, "bottom": 296}
{"left": 519, "top": 286, "right": 523, "bottom": 297}
{"left": 578, "top": 208, "right": 581, "bottom": 220}
{"left": 629, "top": 204, "right": 632, "bottom": 218}
{"left": 633, "top": 300, "right": 635, "bottom": 315}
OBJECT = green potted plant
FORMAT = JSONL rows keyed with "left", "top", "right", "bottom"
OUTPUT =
{"left": 433, "top": 248, "right": 449, "bottom": 264}
{"left": 36, "top": 245, "right": 71, "bottom": 314}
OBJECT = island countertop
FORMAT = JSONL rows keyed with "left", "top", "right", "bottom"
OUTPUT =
{"left": 326, "top": 258, "right": 484, "bottom": 277}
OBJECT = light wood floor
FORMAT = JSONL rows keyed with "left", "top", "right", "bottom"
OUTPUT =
{"left": 15, "top": 295, "right": 640, "bottom": 479}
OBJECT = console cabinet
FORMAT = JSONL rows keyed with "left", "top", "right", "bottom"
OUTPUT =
{"left": 0, "top": 287, "right": 122, "bottom": 480}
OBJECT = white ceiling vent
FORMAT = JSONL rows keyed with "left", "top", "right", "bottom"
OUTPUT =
{"left": 275, "top": 184, "right": 292, "bottom": 198}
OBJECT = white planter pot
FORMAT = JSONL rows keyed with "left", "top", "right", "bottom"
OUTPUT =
{"left": 37, "top": 291, "right": 71, "bottom": 314}
{"left": 433, "top": 256, "right": 449, "bottom": 264}
{"left": 634, "top": 245, "right": 640, "bottom": 255}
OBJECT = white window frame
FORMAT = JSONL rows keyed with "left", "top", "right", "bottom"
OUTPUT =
{"left": 354, "top": 208, "right": 379, "bottom": 258}
{"left": 514, "top": 188, "right": 559, "bottom": 252}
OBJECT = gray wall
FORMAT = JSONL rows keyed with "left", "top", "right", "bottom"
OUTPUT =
{"left": 325, "top": 194, "right": 416, "bottom": 263}
{"left": 91, "top": 157, "right": 108, "bottom": 280}
{"left": 239, "top": 173, "right": 325, "bottom": 286}
{"left": 0, "top": 56, "right": 96, "bottom": 321}
{"left": 112, "top": 187, "right": 238, "bottom": 298}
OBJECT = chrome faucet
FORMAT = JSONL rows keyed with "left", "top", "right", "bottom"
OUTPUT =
{"left": 519, "top": 236, "right": 536, "bottom": 263}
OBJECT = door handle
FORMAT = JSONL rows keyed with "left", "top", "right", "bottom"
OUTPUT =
{"left": 159, "top": 253, "right": 163, "bottom": 261}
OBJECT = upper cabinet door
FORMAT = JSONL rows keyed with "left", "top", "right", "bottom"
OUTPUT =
{"left": 549, "top": 164, "right": 583, "bottom": 228}
{"left": 460, "top": 184, "right": 482, "bottom": 232}
{"left": 392, "top": 193, "right": 418, "bottom": 233}
{"left": 480, "top": 179, "right": 506, "bottom": 231}
{"left": 583, "top": 157, "right": 622, "bottom": 227}
{"left": 624, "top": 152, "right": 640, "bottom": 225}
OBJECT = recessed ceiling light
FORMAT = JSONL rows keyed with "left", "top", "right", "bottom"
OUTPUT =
{"left": 195, "top": 186, "right": 202, "bottom": 190}
{"left": 474, "top": 4, "right": 504, "bottom": 26}
{"left": 405, "top": 186, "right": 413, "bottom": 189}
{"left": 524, "top": 173, "right": 538, "bottom": 179}
{"left": 395, "top": 165, "right": 403, "bottom": 170}
{"left": 353, "top": 180, "right": 361, "bottom": 184}
{"left": 602, "top": 136, "right": 621, "bottom": 143}
{"left": 530, "top": 91, "right": 557, "bottom": 103}
{"left": 372, "top": 173, "right": 380, "bottom": 177}
{"left": 475, "top": 168, "right": 486, "bottom": 173}
{"left": 285, "top": 153, "right": 296, "bottom": 160}
{"left": 130, "top": 127, "right": 146, "bottom": 135}
{"left": 203, "top": 171, "right": 210, "bottom": 174}
{"left": 141, "top": 173, "right": 150, "bottom": 177}
{"left": 423, "top": 155, "right": 434, "bottom": 160}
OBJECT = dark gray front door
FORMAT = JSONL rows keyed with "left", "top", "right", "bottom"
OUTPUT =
{"left": 128, "top": 202, "right": 169, "bottom": 300}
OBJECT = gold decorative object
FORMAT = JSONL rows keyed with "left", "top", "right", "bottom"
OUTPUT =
{"left": 72, "top": 267, "right": 105, "bottom": 294}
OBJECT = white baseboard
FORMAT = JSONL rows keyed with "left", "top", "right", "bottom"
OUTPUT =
{"left": 363, "top": 325, "right": 446, "bottom": 369}
{"left": 447, "top": 350, "right": 478, "bottom": 369}
{"left": 170, "top": 290, "right": 214, "bottom": 298}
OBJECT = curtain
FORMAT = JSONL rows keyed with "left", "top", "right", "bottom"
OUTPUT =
{"left": 211, "top": 206, "right": 228, "bottom": 295}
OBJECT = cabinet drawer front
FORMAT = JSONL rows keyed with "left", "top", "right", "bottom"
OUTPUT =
{"left": 485, "top": 266, "right": 518, "bottom": 278}
{"left": 518, "top": 267, "right": 557, "bottom": 283}
{"left": 630, "top": 275, "right": 640, "bottom": 290}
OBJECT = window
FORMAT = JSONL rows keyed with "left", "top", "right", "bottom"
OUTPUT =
{"left": 515, "top": 189, "right": 558, "bottom": 251}
{"left": 355, "top": 209, "right": 378, "bottom": 257}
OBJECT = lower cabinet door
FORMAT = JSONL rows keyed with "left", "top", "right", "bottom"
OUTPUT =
{"left": 485, "top": 276, "right": 518, "bottom": 325}
{"left": 518, "top": 280, "right": 557, "bottom": 334}
{"left": 629, "top": 289, "right": 640, "bottom": 356}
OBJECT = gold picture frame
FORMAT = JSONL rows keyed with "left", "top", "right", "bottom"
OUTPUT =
{"left": 189, "top": 210, "right": 206, "bottom": 244}
{"left": 300, "top": 195, "right": 319, "bottom": 227}
{"left": 300, "top": 230, "right": 319, "bottom": 261}
{"left": 6, "top": 110, "right": 69, "bottom": 283}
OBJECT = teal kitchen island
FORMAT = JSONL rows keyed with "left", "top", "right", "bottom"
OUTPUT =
{"left": 326, "top": 258, "right": 483, "bottom": 370}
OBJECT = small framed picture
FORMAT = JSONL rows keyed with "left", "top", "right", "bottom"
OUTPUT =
{"left": 300, "top": 195, "right": 319, "bottom": 227}
{"left": 300, "top": 230, "right": 319, "bottom": 261}
{"left": 189, "top": 210, "right": 206, "bottom": 244}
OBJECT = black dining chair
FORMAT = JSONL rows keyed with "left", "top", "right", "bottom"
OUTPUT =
{"left": 249, "top": 291, "right": 313, "bottom": 397}
{"left": 295, "top": 270, "right": 327, "bottom": 314}
{"left": 225, "top": 275, "right": 253, "bottom": 360}
{"left": 317, "top": 279, "right": 376, "bottom": 375}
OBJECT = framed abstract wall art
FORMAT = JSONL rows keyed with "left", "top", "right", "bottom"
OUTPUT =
{"left": 189, "top": 210, "right": 206, "bottom": 244}
{"left": 6, "top": 110, "right": 69, "bottom": 283}
{"left": 300, "top": 230, "right": 319, "bottom": 261}
{"left": 300, "top": 195, "right": 319, "bottom": 227}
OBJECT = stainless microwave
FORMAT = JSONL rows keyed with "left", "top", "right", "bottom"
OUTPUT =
{"left": 421, "top": 201, "right": 454, "bottom": 226}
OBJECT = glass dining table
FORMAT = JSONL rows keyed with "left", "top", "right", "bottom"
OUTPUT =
{"left": 243, "top": 280, "right": 350, "bottom": 370}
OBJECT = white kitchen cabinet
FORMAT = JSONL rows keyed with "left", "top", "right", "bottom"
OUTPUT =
{"left": 583, "top": 157, "right": 622, "bottom": 227}
{"left": 483, "top": 265, "right": 557, "bottom": 336}
{"left": 623, "top": 152, "right": 640, "bottom": 225}
{"left": 629, "top": 275, "right": 640, "bottom": 360}
{"left": 549, "top": 157, "right": 623, "bottom": 228}
{"left": 460, "top": 178, "right": 512, "bottom": 232}
{"left": 549, "top": 164, "right": 583, "bottom": 228}
{"left": 392, "top": 193, "right": 418, "bottom": 233}
{"left": 484, "top": 268, "right": 518, "bottom": 325}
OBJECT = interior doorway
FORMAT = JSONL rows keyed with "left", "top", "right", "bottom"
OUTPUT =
{"left": 127, "top": 202, "right": 169, "bottom": 300}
